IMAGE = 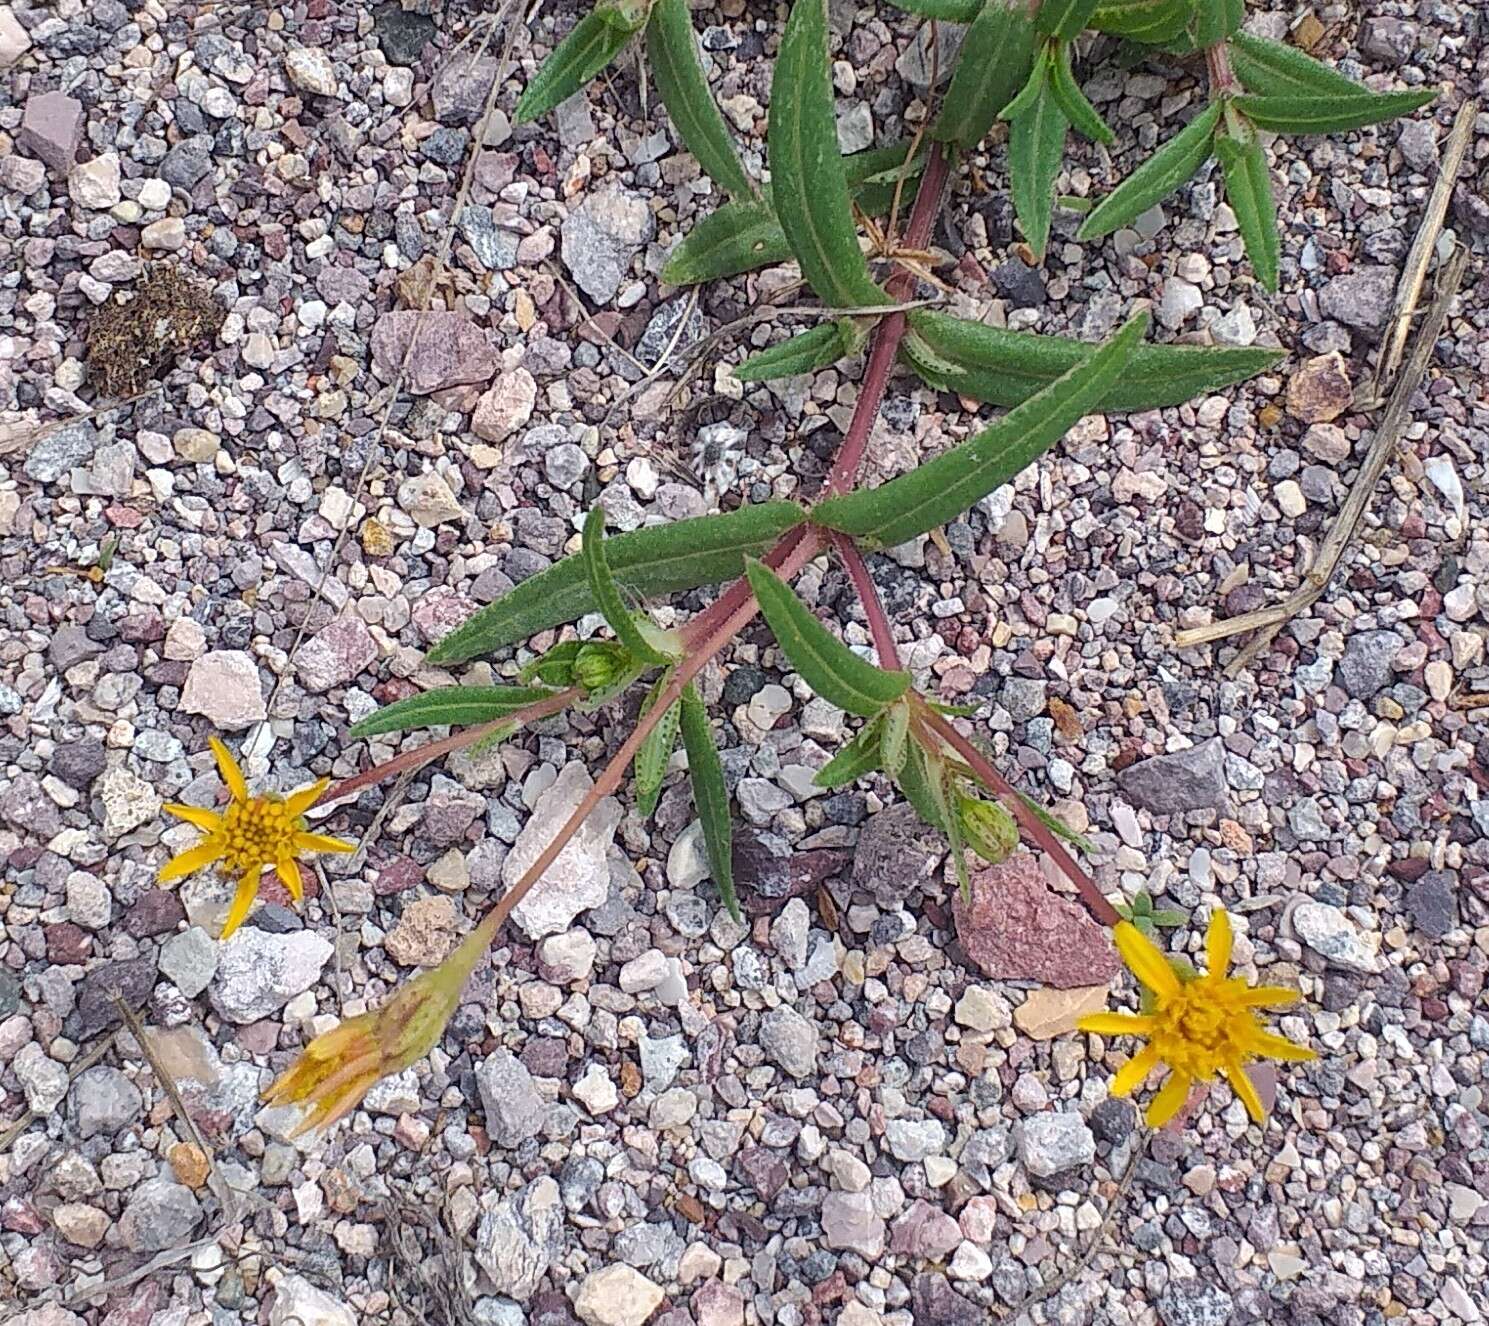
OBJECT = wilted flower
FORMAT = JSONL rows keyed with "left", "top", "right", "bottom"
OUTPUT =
{"left": 263, "top": 913, "right": 497, "bottom": 1133}
{"left": 160, "top": 737, "right": 355, "bottom": 938}
{"left": 1078, "top": 909, "right": 1315, "bottom": 1127}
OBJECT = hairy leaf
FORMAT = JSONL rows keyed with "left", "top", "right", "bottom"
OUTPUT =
{"left": 933, "top": 0, "right": 1038, "bottom": 147}
{"left": 428, "top": 502, "right": 805, "bottom": 662}
{"left": 1080, "top": 99, "right": 1221, "bottom": 238}
{"left": 733, "top": 319, "right": 869, "bottom": 382}
{"left": 1048, "top": 40, "right": 1114, "bottom": 144}
{"left": 1189, "top": 0, "right": 1241, "bottom": 46}
{"left": 887, "top": 0, "right": 981, "bottom": 16}
{"left": 897, "top": 740, "right": 947, "bottom": 831}
{"left": 816, "top": 312, "right": 1148, "bottom": 548}
{"left": 880, "top": 701, "right": 910, "bottom": 778}
{"left": 745, "top": 560, "right": 911, "bottom": 717}
{"left": 582, "top": 507, "right": 674, "bottom": 664}
{"left": 1090, "top": 0, "right": 1193, "bottom": 44}
{"left": 635, "top": 673, "right": 681, "bottom": 817}
{"left": 349, "top": 685, "right": 554, "bottom": 737}
{"left": 514, "top": 6, "right": 642, "bottom": 125}
{"left": 1216, "top": 130, "right": 1279, "bottom": 291}
{"left": 902, "top": 304, "right": 1275, "bottom": 410}
{"left": 1225, "top": 30, "right": 1365, "bottom": 97}
{"left": 768, "top": 0, "right": 886, "bottom": 307}
{"left": 647, "top": 0, "right": 756, "bottom": 199}
{"left": 662, "top": 199, "right": 792, "bottom": 284}
{"left": 847, "top": 138, "right": 929, "bottom": 213}
{"left": 1006, "top": 68, "right": 1069, "bottom": 257}
{"left": 813, "top": 716, "right": 885, "bottom": 788}
{"left": 1035, "top": 0, "right": 1101, "bottom": 40}
{"left": 1234, "top": 89, "right": 1436, "bottom": 135}
{"left": 679, "top": 683, "right": 740, "bottom": 921}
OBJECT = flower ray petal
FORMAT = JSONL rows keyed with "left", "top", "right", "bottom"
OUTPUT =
{"left": 1145, "top": 1071, "right": 1193, "bottom": 1128}
{"left": 158, "top": 839, "right": 224, "bottom": 883}
{"left": 1114, "top": 922, "right": 1181, "bottom": 998}
{"left": 209, "top": 736, "right": 249, "bottom": 802}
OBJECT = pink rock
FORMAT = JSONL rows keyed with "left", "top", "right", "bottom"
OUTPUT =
{"left": 370, "top": 311, "right": 498, "bottom": 395}
{"left": 960, "top": 1195, "right": 999, "bottom": 1244}
{"left": 953, "top": 853, "right": 1121, "bottom": 989}
{"left": 890, "top": 1199, "right": 962, "bottom": 1259}
{"left": 295, "top": 615, "right": 378, "bottom": 692}
{"left": 410, "top": 585, "right": 478, "bottom": 645}
{"left": 17, "top": 90, "right": 84, "bottom": 174}
{"left": 690, "top": 1280, "right": 745, "bottom": 1326}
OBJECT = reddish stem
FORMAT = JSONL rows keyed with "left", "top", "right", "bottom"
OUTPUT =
{"left": 830, "top": 530, "right": 901, "bottom": 670}
{"left": 919, "top": 703, "right": 1120, "bottom": 927}
{"left": 823, "top": 143, "right": 954, "bottom": 499}
{"left": 1205, "top": 41, "right": 1237, "bottom": 95}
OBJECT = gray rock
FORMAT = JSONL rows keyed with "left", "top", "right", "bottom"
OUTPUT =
{"left": 821, "top": 1191, "right": 886, "bottom": 1257}
{"left": 1337, "top": 629, "right": 1402, "bottom": 699}
{"left": 160, "top": 927, "right": 219, "bottom": 997}
{"left": 639, "top": 1034, "right": 687, "bottom": 1090}
{"left": 560, "top": 187, "right": 655, "bottom": 304}
{"left": 1404, "top": 872, "right": 1457, "bottom": 939}
{"left": 477, "top": 1050, "right": 546, "bottom": 1146}
{"left": 759, "top": 1006, "right": 818, "bottom": 1079}
{"left": 371, "top": 311, "right": 499, "bottom": 395}
{"left": 159, "top": 134, "right": 214, "bottom": 188}
{"left": 1157, "top": 1281, "right": 1234, "bottom": 1326}
{"left": 71, "top": 1066, "right": 143, "bottom": 1138}
{"left": 1115, "top": 738, "right": 1227, "bottom": 814}
{"left": 50, "top": 737, "right": 107, "bottom": 789}
{"left": 769, "top": 898, "right": 810, "bottom": 971}
{"left": 1358, "top": 16, "right": 1416, "bottom": 66}
{"left": 1319, "top": 266, "right": 1397, "bottom": 336}
{"left": 1015, "top": 1113, "right": 1095, "bottom": 1177}
{"left": 270, "top": 1275, "right": 356, "bottom": 1326}
{"left": 475, "top": 1176, "right": 565, "bottom": 1298}
{"left": 458, "top": 206, "right": 521, "bottom": 271}
{"left": 431, "top": 53, "right": 499, "bottom": 125}
{"left": 77, "top": 957, "right": 158, "bottom": 1035}
{"left": 1397, "top": 119, "right": 1438, "bottom": 173}
{"left": 209, "top": 929, "right": 334, "bottom": 1023}
{"left": 25, "top": 420, "right": 97, "bottom": 483}
{"left": 636, "top": 296, "right": 705, "bottom": 365}
{"left": 118, "top": 1179, "right": 203, "bottom": 1251}
{"left": 15, "top": 1042, "right": 69, "bottom": 1114}
{"left": 1292, "top": 901, "right": 1378, "bottom": 973}
{"left": 852, "top": 801, "right": 944, "bottom": 906}
{"left": 885, "top": 1117, "right": 947, "bottom": 1162}
{"left": 1001, "top": 677, "right": 1047, "bottom": 721}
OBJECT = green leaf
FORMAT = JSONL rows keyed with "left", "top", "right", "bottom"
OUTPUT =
{"left": 880, "top": 700, "right": 910, "bottom": 778}
{"left": 847, "top": 138, "right": 929, "bottom": 214}
{"left": 745, "top": 559, "right": 911, "bottom": 717}
{"left": 768, "top": 0, "right": 886, "bottom": 307}
{"left": 733, "top": 318, "right": 869, "bottom": 382}
{"left": 1090, "top": 0, "right": 1193, "bottom": 44}
{"left": 1079, "top": 99, "right": 1222, "bottom": 239}
{"left": 1006, "top": 71, "right": 1069, "bottom": 257}
{"left": 582, "top": 506, "right": 673, "bottom": 665}
{"left": 900, "top": 305, "right": 1278, "bottom": 409}
{"left": 514, "top": 6, "right": 642, "bottom": 125}
{"left": 647, "top": 0, "right": 756, "bottom": 200}
{"left": 662, "top": 199, "right": 792, "bottom": 285}
{"left": 349, "top": 685, "right": 554, "bottom": 737}
{"left": 931, "top": 757, "right": 971, "bottom": 897}
{"left": 1149, "top": 908, "right": 1188, "bottom": 927}
{"left": 897, "top": 739, "right": 947, "bottom": 831}
{"left": 1189, "top": 0, "right": 1241, "bottom": 46}
{"left": 1035, "top": 0, "right": 1101, "bottom": 41}
{"left": 635, "top": 674, "right": 682, "bottom": 818}
{"left": 679, "top": 682, "right": 740, "bottom": 922}
{"left": 887, "top": 0, "right": 981, "bottom": 17}
{"left": 1234, "top": 89, "right": 1437, "bottom": 135}
{"left": 1216, "top": 129, "right": 1280, "bottom": 291}
{"left": 428, "top": 501, "right": 805, "bottom": 662}
{"left": 1015, "top": 791, "right": 1095, "bottom": 853}
{"left": 813, "top": 716, "right": 885, "bottom": 788}
{"left": 521, "top": 640, "right": 583, "bottom": 686}
{"left": 1048, "top": 40, "right": 1114, "bottom": 144}
{"left": 815, "top": 312, "right": 1147, "bottom": 549}
{"left": 933, "top": 0, "right": 1038, "bottom": 148}
{"left": 1225, "top": 31, "right": 1365, "bottom": 98}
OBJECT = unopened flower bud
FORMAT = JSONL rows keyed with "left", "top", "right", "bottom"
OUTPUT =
{"left": 574, "top": 641, "right": 632, "bottom": 695}
{"left": 956, "top": 794, "right": 1018, "bottom": 864}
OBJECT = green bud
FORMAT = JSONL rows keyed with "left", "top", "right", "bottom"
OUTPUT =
{"left": 574, "top": 641, "right": 633, "bottom": 695}
{"left": 521, "top": 640, "right": 583, "bottom": 687}
{"left": 955, "top": 794, "right": 1019, "bottom": 865}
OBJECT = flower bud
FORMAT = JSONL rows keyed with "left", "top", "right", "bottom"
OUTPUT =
{"left": 956, "top": 794, "right": 1018, "bottom": 864}
{"left": 574, "top": 641, "right": 633, "bottom": 695}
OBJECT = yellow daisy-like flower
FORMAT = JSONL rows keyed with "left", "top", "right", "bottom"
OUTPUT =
{"left": 1078, "top": 910, "right": 1316, "bottom": 1128}
{"left": 160, "top": 736, "right": 356, "bottom": 939}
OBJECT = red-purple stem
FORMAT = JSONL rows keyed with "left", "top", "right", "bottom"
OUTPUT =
{"left": 831, "top": 530, "right": 901, "bottom": 670}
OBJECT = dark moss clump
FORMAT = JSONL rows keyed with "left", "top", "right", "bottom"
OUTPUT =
{"left": 85, "top": 263, "right": 224, "bottom": 398}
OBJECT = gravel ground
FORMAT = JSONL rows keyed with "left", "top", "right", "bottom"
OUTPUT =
{"left": 2, "top": 1, "right": 1487, "bottom": 1324}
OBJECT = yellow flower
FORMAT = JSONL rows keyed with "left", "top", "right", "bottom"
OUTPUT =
{"left": 160, "top": 736, "right": 355, "bottom": 939}
{"left": 263, "top": 912, "right": 497, "bottom": 1133}
{"left": 1079, "top": 910, "right": 1316, "bottom": 1128}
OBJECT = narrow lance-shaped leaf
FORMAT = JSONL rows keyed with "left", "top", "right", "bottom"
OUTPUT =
{"left": 745, "top": 560, "right": 911, "bottom": 717}
{"left": 428, "top": 501, "right": 805, "bottom": 662}
{"left": 1216, "top": 128, "right": 1279, "bottom": 291}
{"left": 733, "top": 319, "right": 869, "bottom": 382}
{"left": 900, "top": 304, "right": 1278, "bottom": 408}
{"left": 1234, "top": 89, "right": 1437, "bottom": 135}
{"left": 880, "top": 701, "right": 910, "bottom": 778}
{"left": 679, "top": 683, "right": 740, "bottom": 922}
{"left": 646, "top": 0, "right": 757, "bottom": 200}
{"left": 813, "top": 715, "right": 885, "bottom": 788}
{"left": 1225, "top": 30, "right": 1365, "bottom": 98}
{"left": 1036, "top": 0, "right": 1101, "bottom": 41}
{"left": 768, "top": 0, "right": 886, "bottom": 307}
{"left": 1190, "top": 0, "right": 1241, "bottom": 47}
{"left": 815, "top": 311, "right": 1147, "bottom": 548}
{"left": 635, "top": 673, "right": 682, "bottom": 818}
{"left": 931, "top": 756, "right": 972, "bottom": 897}
{"left": 933, "top": 0, "right": 1038, "bottom": 148}
{"left": 1048, "top": 40, "right": 1114, "bottom": 144}
{"left": 1005, "top": 64, "right": 1069, "bottom": 258}
{"left": 515, "top": 4, "right": 644, "bottom": 125}
{"left": 886, "top": 0, "right": 981, "bottom": 17}
{"left": 582, "top": 506, "right": 673, "bottom": 665}
{"left": 662, "top": 199, "right": 791, "bottom": 285}
{"left": 1080, "top": 99, "right": 1221, "bottom": 239}
{"left": 1090, "top": 0, "right": 1194, "bottom": 44}
{"left": 349, "top": 685, "right": 555, "bottom": 738}
{"left": 897, "top": 739, "right": 947, "bottom": 831}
